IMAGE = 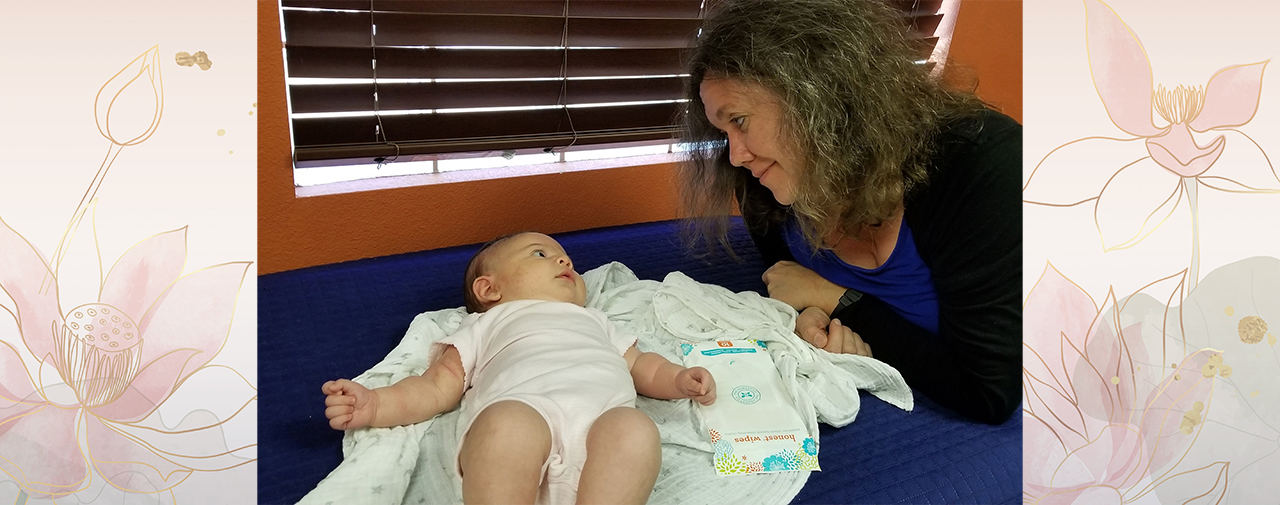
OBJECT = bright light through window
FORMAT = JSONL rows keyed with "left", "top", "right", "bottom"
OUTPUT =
{"left": 294, "top": 143, "right": 679, "bottom": 187}
{"left": 294, "top": 160, "right": 436, "bottom": 187}
{"left": 438, "top": 152, "right": 559, "bottom": 173}
{"left": 564, "top": 144, "right": 669, "bottom": 162}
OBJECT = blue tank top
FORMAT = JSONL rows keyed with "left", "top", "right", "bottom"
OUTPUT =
{"left": 784, "top": 217, "right": 940, "bottom": 334}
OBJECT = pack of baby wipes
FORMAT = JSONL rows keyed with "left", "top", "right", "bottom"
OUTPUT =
{"left": 681, "top": 339, "right": 819, "bottom": 475}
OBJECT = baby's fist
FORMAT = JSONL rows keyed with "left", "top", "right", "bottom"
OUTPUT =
{"left": 322, "top": 379, "right": 377, "bottom": 430}
{"left": 678, "top": 366, "right": 716, "bottom": 405}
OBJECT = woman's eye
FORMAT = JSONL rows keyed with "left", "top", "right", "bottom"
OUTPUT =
{"left": 731, "top": 116, "right": 745, "bottom": 127}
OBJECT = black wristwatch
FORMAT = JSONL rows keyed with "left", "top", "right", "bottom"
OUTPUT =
{"left": 832, "top": 288, "right": 863, "bottom": 316}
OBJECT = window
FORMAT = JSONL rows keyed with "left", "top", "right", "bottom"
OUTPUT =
{"left": 280, "top": 0, "right": 959, "bottom": 188}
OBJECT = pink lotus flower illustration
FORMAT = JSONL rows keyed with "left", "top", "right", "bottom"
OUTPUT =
{"left": 0, "top": 216, "right": 250, "bottom": 498}
{"left": 1024, "top": 264, "right": 1230, "bottom": 504}
{"left": 1023, "top": 0, "right": 1276, "bottom": 290}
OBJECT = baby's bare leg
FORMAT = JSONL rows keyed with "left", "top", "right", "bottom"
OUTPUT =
{"left": 459, "top": 400, "right": 551, "bottom": 505}
{"left": 575, "top": 406, "right": 661, "bottom": 505}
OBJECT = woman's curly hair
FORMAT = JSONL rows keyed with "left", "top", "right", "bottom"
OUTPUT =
{"left": 678, "top": 0, "right": 985, "bottom": 253}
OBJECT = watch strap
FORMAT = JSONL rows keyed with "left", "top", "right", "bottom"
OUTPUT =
{"left": 833, "top": 288, "right": 864, "bottom": 315}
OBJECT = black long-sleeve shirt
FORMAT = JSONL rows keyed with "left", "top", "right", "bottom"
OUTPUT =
{"left": 741, "top": 110, "right": 1022, "bottom": 424}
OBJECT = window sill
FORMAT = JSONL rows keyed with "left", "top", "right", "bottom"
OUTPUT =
{"left": 294, "top": 151, "right": 681, "bottom": 198}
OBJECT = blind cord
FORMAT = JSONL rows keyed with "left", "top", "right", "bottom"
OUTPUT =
{"left": 556, "top": 0, "right": 579, "bottom": 156}
{"left": 371, "top": 0, "right": 400, "bottom": 168}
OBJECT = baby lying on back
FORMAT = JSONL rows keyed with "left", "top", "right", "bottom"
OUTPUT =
{"left": 322, "top": 231, "right": 716, "bottom": 504}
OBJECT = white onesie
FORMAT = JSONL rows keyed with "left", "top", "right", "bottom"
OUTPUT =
{"left": 429, "top": 299, "right": 638, "bottom": 504}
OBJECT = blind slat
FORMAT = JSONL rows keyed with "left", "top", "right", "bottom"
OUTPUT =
{"left": 291, "top": 102, "right": 681, "bottom": 164}
{"left": 292, "top": 102, "right": 680, "bottom": 147}
{"left": 283, "top": 10, "right": 701, "bottom": 49}
{"left": 903, "top": 13, "right": 944, "bottom": 38}
{"left": 281, "top": 1, "right": 702, "bottom": 19}
{"left": 292, "top": 128, "right": 676, "bottom": 166}
{"left": 286, "top": 46, "right": 687, "bottom": 79}
{"left": 887, "top": 0, "right": 945, "bottom": 16}
{"left": 289, "top": 77, "right": 686, "bottom": 113}
{"left": 567, "top": 18, "right": 702, "bottom": 48}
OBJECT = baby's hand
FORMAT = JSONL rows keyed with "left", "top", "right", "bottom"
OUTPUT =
{"left": 677, "top": 367, "right": 716, "bottom": 405}
{"left": 322, "top": 379, "right": 378, "bottom": 430}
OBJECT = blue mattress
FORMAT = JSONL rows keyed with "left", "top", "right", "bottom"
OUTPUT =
{"left": 258, "top": 218, "right": 1021, "bottom": 504}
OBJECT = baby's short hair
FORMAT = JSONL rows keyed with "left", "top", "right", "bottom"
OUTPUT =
{"left": 461, "top": 231, "right": 534, "bottom": 313}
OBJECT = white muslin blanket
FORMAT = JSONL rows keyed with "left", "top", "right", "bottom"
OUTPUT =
{"left": 299, "top": 262, "right": 912, "bottom": 505}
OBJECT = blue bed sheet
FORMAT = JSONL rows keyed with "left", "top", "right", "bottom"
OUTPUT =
{"left": 258, "top": 218, "right": 1020, "bottom": 504}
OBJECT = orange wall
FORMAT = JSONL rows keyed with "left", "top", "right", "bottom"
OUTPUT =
{"left": 257, "top": 1, "right": 680, "bottom": 274}
{"left": 949, "top": 0, "right": 1023, "bottom": 122}
{"left": 258, "top": 0, "right": 1023, "bottom": 274}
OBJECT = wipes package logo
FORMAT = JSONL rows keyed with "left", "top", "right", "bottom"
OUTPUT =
{"left": 732, "top": 385, "right": 761, "bottom": 405}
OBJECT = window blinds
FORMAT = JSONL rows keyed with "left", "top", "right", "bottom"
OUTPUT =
{"left": 281, "top": 0, "right": 954, "bottom": 168}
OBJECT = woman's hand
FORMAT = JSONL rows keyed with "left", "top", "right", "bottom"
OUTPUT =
{"left": 795, "top": 306, "right": 873, "bottom": 358}
{"left": 762, "top": 261, "right": 844, "bottom": 312}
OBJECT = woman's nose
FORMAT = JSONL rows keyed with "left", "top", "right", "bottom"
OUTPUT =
{"left": 727, "top": 133, "right": 754, "bottom": 167}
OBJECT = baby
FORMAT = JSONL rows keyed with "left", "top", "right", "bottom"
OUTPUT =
{"left": 323, "top": 232, "right": 716, "bottom": 505}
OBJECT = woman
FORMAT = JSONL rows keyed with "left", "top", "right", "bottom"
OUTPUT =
{"left": 679, "top": 0, "right": 1020, "bottom": 424}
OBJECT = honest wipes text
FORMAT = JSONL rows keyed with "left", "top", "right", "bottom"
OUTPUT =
{"left": 733, "top": 433, "right": 798, "bottom": 444}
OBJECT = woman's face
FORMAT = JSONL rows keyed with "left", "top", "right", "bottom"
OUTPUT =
{"left": 700, "top": 78, "right": 803, "bottom": 206}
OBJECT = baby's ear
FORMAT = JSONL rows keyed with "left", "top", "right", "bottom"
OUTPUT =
{"left": 472, "top": 275, "right": 501, "bottom": 305}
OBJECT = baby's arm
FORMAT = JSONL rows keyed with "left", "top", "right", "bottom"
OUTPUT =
{"left": 624, "top": 345, "right": 716, "bottom": 405}
{"left": 322, "top": 345, "right": 466, "bottom": 430}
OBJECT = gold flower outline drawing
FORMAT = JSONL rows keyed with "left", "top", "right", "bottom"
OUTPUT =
{"left": 1023, "top": 0, "right": 1276, "bottom": 290}
{"left": 0, "top": 45, "right": 256, "bottom": 503}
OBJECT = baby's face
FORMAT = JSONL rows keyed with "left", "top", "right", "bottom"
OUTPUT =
{"left": 481, "top": 233, "right": 587, "bottom": 307}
